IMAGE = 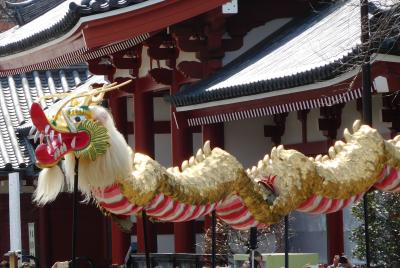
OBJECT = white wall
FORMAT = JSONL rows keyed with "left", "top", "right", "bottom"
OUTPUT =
{"left": 224, "top": 116, "right": 274, "bottom": 168}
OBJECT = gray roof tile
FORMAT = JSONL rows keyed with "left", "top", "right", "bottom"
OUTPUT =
{"left": 170, "top": 0, "right": 400, "bottom": 107}
{"left": 0, "top": 66, "right": 89, "bottom": 170}
{"left": 0, "top": 0, "right": 152, "bottom": 56}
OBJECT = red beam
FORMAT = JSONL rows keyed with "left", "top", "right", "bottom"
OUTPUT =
{"left": 82, "top": 0, "right": 229, "bottom": 49}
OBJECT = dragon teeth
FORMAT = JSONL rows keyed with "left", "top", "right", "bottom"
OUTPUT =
{"left": 49, "top": 130, "right": 55, "bottom": 142}
{"left": 45, "top": 125, "right": 50, "bottom": 134}
{"left": 39, "top": 133, "right": 45, "bottom": 144}
{"left": 34, "top": 131, "right": 40, "bottom": 143}
{"left": 29, "top": 125, "right": 36, "bottom": 136}
{"left": 58, "top": 133, "right": 62, "bottom": 143}
{"left": 59, "top": 143, "right": 66, "bottom": 153}
{"left": 71, "top": 137, "right": 76, "bottom": 149}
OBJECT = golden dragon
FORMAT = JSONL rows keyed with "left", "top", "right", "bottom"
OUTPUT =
{"left": 29, "top": 82, "right": 400, "bottom": 229}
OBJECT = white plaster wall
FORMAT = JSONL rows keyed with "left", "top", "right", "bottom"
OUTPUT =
{"left": 157, "top": 234, "right": 175, "bottom": 253}
{"left": 336, "top": 97, "right": 390, "bottom": 141}
{"left": 223, "top": 18, "right": 292, "bottom": 65}
{"left": 281, "top": 112, "right": 303, "bottom": 145}
{"left": 154, "top": 97, "right": 171, "bottom": 121}
{"left": 156, "top": 234, "right": 204, "bottom": 253}
{"left": 155, "top": 134, "right": 172, "bottom": 167}
{"left": 224, "top": 116, "right": 274, "bottom": 168}
{"left": 306, "top": 108, "right": 326, "bottom": 142}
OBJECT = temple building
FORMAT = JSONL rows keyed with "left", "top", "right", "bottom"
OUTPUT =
{"left": 0, "top": 0, "right": 399, "bottom": 266}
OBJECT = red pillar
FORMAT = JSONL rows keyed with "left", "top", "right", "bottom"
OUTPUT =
{"left": 108, "top": 95, "right": 131, "bottom": 264}
{"left": 133, "top": 86, "right": 158, "bottom": 253}
{"left": 172, "top": 119, "right": 195, "bottom": 252}
{"left": 202, "top": 123, "right": 224, "bottom": 229}
{"left": 326, "top": 211, "right": 344, "bottom": 262}
{"left": 171, "top": 72, "right": 195, "bottom": 253}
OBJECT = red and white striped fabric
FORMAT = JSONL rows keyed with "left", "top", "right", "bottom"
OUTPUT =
{"left": 297, "top": 193, "right": 364, "bottom": 214}
{"left": 374, "top": 165, "right": 400, "bottom": 192}
{"left": 145, "top": 194, "right": 215, "bottom": 222}
{"left": 216, "top": 195, "right": 266, "bottom": 230}
{"left": 92, "top": 184, "right": 143, "bottom": 215}
{"left": 93, "top": 185, "right": 266, "bottom": 229}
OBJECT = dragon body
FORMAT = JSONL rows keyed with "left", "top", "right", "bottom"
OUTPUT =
{"left": 30, "top": 84, "right": 400, "bottom": 230}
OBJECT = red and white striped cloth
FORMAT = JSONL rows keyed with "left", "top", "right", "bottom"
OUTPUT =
{"left": 216, "top": 195, "right": 267, "bottom": 230}
{"left": 145, "top": 193, "right": 215, "bottom": 222}
{"left": 92, "top": 185, "right": 143, "bottom": 215}
{"left": 93, "top": 185, "right": 266, "bottom": 229}
{"left": 374, "top": 165, "right": 400, "bottom": 192}
{"left": 297, "top": 193, "right": 364, "bottom": 214}
{"left": 96, "top": 169, "right": 399, "bottom": 227}
{"left": 296, "top": 164, "right": 400, "bottom": 214}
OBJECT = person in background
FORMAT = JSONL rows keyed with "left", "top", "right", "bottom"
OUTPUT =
{"left": 0, "top": 260, "right": 9, "bottom": 268}
{"left": 328, "top": 255, "right": 340, "bottom": 268}
{"left": 20, "top": 262, "right": 33, "bottom": 268}
{"left": 242, "top": 251, "right": 265, "bottom": 268}
{"left": 328, "top": 254, "right": 353, "bottom": 268}
{"left": 337, "top": 255, "right": 353, "bottom": 268}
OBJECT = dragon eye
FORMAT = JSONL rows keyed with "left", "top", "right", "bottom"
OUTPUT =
{"left": 73, "top": 115, "right": 85, "bottom": 123}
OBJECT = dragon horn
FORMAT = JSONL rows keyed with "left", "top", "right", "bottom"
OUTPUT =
{"left": 62, "top": 110, "right": 77, "bottom": 133}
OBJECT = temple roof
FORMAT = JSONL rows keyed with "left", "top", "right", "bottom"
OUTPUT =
{"left": 169, "top": 0, "right": 400, "bottom": 109}
{"left": 0, "top": 0, "right": 154, "bottom": 57}
{"left": 0, "top": 0, "right": 228, "bottom": 74}
{"left": 0, "top": 66, "right": 89, "bottom": 171}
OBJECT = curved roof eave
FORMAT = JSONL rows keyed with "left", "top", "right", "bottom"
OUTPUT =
{"left": 0, "top": 0, "right": 229, "bottom": 73}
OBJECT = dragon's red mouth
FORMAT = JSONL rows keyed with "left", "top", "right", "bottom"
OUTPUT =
{"left": 30, "top": 103, "right": 90, "bottom": 168}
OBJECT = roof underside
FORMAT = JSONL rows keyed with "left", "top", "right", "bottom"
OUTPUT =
{"left": 170, "top": 0, "right": 400, "bottom": 108}
{"left": 0, "top": 66, "right": 89, "bottom": 171}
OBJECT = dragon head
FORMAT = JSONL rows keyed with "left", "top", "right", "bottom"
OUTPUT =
{"left": 31, "top": 82, "right": 133, "bottom": 204}
{"left": 30, "top": 101, "right": 108, "bottom": 168}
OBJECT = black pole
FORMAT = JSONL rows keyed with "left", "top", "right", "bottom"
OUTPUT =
{"left": 211, "top": 211, "right": 217, "bottom": 268}
{"left": 284, "top": 216, "right": 289, "bottom": 268}
{"left": 71, "top": 158, "right": 79, "bottom": 268}
{"left": 361, "top": 0, "right": 372, "bottom": 267}
{"left": 249, "top": 227, "right": 257, "bottom": 268}
{"left": 142, "top": 211, "right": 151, "bottom": 268}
